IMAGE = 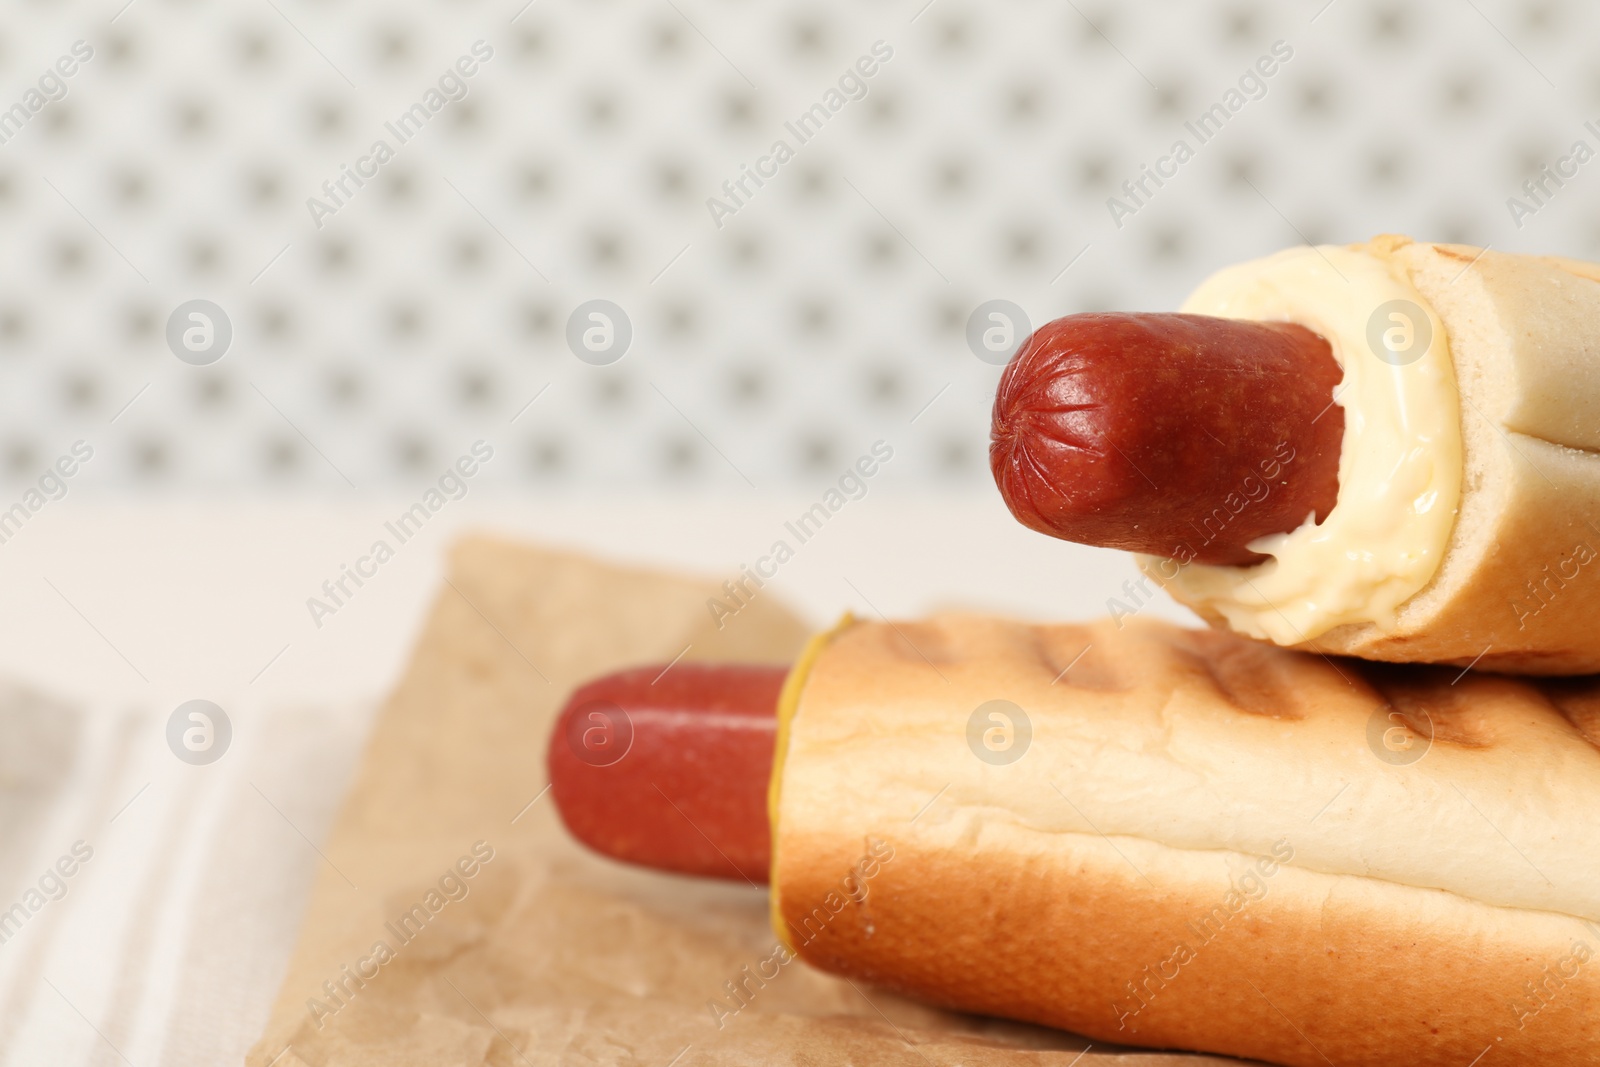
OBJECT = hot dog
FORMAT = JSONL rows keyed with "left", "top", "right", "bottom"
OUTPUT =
{"left": 550, "top": 613, "right": 1600, "bottom": 1067}
{"left": 994, "top": 236, "right": 1600, "bottom": 675}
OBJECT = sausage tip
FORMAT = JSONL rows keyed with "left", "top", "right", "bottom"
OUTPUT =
{"left": 991, "top": 312, "right": 1344, "bottom": 567}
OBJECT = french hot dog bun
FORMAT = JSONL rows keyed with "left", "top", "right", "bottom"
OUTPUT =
{"left": 1164, "top": 236, "right": 1600, "bottom": 674}
{"left": 770, "top": 614, "right": 1600, "bottom": 1066}
{"left": 1315, "top": 237, "right": 1600, "bottom": 673}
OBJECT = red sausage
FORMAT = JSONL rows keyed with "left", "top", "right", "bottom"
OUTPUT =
{"left": 547, "top": 662, "right": 785, "bottom": 883}
{"left": 990, "top": 313, "right": 1345, "bottom": 567}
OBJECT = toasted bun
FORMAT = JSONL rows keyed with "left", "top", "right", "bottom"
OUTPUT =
{"left": 770, "top": 614, "right": 1600, "bottom": 1066}
{"left": 1175, "top": 237, "right": 1600, "bottom": 674}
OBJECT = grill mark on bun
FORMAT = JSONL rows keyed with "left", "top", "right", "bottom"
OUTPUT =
{"left": 1537, "top": 677, "right": 1600, "bottom": 753}
{"left": 1161, "top": 629, "right": 1309, "bottom": 720}
{"left": 1356, "top": 662, "right": 1494, "bottom": 749}
{"left": 874, "top": 620, "right": 958, "bottom": 666}
{"left": 1032, "top": 627, "right": 1128, "bottom": 692}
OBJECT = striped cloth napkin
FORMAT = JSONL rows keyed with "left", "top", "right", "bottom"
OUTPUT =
{"left": 0, "top": 685, "right": 373, "bottom": 1066}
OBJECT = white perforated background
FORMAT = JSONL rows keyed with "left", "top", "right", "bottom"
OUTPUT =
{"left": 1, "top": 0, "right": 1596, "bottom": 490}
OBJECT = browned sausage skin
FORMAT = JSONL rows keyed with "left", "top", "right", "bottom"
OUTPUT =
{"left": 990, "top": 312, "right": 1345, "bottom": 567}
{"left": 548, "top": 663, "right": 785, "bottom": 883}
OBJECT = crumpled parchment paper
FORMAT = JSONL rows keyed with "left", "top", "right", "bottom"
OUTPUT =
{"left": 246, "top": 537, "right": 1247, "bottom": 1066}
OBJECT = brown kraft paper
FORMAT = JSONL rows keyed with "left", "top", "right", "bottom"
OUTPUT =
{"left": 246, "top": 537, "right": 1249, "bottom": 1066}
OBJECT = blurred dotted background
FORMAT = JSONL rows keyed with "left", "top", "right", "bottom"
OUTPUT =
{"left": 1, "top": 0, "right": 1597, "bottom": 491}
